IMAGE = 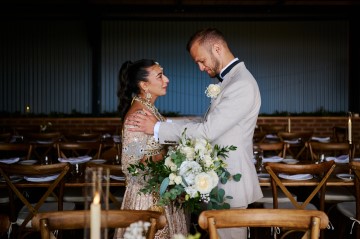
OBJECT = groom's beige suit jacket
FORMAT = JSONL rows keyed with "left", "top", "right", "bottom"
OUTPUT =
{"left": 158, "top": 62, "right": 263, "bottom": 207}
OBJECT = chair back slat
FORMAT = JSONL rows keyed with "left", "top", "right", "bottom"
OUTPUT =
{"left": 198, "top": 208, "right": 329, "bottom": 239}
{"left": 32, "top": 210, "right": 167, "bottom": 239}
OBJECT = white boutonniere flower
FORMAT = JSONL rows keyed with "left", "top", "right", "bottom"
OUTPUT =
{"left": 205, "top": 84, "right": 221, "bottom": 99}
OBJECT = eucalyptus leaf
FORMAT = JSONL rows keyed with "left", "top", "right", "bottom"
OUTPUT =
{"left": 160, "top": 177, "right": 170, "bottom": 195}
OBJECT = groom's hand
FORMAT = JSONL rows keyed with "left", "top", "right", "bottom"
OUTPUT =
{"left": 126, "top": 108, "right": 157, "bottom": 135}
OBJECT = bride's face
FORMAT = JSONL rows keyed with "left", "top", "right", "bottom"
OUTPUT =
{"left": 143, "top": 64, "right": 169, "bottom": 100}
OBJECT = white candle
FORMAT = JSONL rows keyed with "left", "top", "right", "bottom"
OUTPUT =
{"left": 348, "top": 117, "right": 352, "bottom": 144}
{"left": 288, "top": 118, "right": 291, "bottom": 133}
{"left": 90, "top": 192, "right": 101, "bottom": 239}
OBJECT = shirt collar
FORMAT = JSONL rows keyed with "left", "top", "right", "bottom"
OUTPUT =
{"left": 216, "top": 58, "right": 240, "bottom": 82}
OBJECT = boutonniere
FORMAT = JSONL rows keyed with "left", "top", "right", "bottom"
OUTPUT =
{"left": 205, "top": 84, "right": 221, "bottom": 99}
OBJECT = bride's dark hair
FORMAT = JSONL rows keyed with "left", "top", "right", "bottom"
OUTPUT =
{"left": 117, "top": 59, "right": 157, "bottom": 119}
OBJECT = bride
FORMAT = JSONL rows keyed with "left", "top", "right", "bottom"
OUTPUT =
{"left": 114, "top": 59, "right": 188, "bottom": 239}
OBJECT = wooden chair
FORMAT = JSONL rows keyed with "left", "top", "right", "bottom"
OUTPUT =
{"left": 277, "top": 131, "right": 313, "bottom": 160}
{"left": 260, "top": 125, "right": 286, "bottom": 143}
{"left": 27, "top": 132, "right": 63, "bottom": 161}
{"left": 0, "top": 163, "right": 74, "bottom": 238}
{"left": 198, "top": 208, "right": 329, "bottom": 239}
{"left": 336, "top": 161, "right": 360, "bottom": 238}
{"left": 254, "top": 142, "right": 288, "bottom": 158}
{"left": 56, "top": 142, "right": 103, "bottom": 160}
{"left": 0, "top": 214, "right": 11, "bottom": 237}
{"left": 264, "top": 160, "right": 335, "bottom": 212}
{"left": 64, "top": 132, "right": 101, "bottom": 142}
{"left": 308, "top": 141, "right": 354, "bottom": 162}
{"left": 253, "top": 142, "right": 293, "bottom": 206}
{"left": 308, "top": 141, "right": 356, "bottom": 211}
{"left": 0, "top": 132, "right": 12, "bottom": 143}
{"left": 0, "top": 143, "right": 33, "bottom": 161}
{"left": 31, "top": 210, "right": 167, "bottom": 239}
{"left": 332, "top": 126, "right": 348, "bottom": 142}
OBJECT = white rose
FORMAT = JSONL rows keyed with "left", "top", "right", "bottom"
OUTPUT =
{"left": 205, "top": 84, "right": 221, "bottom": 99}
{"left": 208, "top": 170, "right": 219, "bottom": 187}
{"left": 194, "top": 172, "right": 215, "bottom": 194}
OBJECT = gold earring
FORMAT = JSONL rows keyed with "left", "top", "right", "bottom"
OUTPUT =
{"left": 145, "top": 90, "right": 152, "bottom": 101}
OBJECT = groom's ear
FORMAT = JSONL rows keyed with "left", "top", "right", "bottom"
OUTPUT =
{"left": 212, "top": 43, "right": 221, "bottom": 56}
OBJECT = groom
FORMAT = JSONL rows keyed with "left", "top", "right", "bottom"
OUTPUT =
{"left": 127, "top": 28, "right": 263, "bottom": 239}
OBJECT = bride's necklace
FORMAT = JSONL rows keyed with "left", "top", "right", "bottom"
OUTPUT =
{"left": 133, "top": 96, "right": 165, "bottom": 122}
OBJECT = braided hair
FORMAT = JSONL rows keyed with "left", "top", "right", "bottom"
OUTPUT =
{"left": 117, "top": 59, "right": 158, "bottom": 119}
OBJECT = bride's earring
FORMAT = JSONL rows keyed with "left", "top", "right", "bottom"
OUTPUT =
{"left": 145, "top": 90, "right": 152, "bottom": 102}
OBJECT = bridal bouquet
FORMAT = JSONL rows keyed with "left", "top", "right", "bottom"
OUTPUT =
{"left": 128, "top": 129, "right": 241, "bottom": 213}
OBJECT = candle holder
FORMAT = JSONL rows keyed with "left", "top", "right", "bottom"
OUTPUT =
{"left": 348, "top": 112, "right": 353, "bottom": 175}
{"left": 83, "top": 167, "right": 110, "bottom": 239}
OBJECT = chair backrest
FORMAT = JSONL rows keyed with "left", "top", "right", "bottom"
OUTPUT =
{"left": 264, "top": 160, "right": 335, "bottom": 211}
{"left": 64, "top": 132, "right": 101, "bottom": 142}
{"left": 0, "top": 163, "right": 70, "bottom": 233}
{"left": 0, "top": 132, "right": 12, "bottom": 143}
{"left": 56, "top": 142, "right": 103, "bottom": 160}
{"left": 308, "top": 141, "right": 353, "bottom": 162}
{"left": 350, "top": 161, "right": 360, "bottom": 237}
{"left": 260, "top": 124, "right": 286, "bottom": 134}
{"left": 198, "top": 208, "right": 329, "bottom": 239}
{"left": 254, "top": 142, "right": 288, "bottom": 158}
{"left": 278, "top": 131, "right": 313, "bottom": 144}
{"left": 31, "top": 210, "right": 167, "bottom": 239}
{"left": 333, "top": 126, "right": 348, "bottom": 142}
{"left": 28, "top": 132, "right": 63, "bottom": 160}
{"left": 27, "top": 132, "right": 63, "bottom": 142}
{"left": 0, "top": 143, "right": 33, "bottom": 160}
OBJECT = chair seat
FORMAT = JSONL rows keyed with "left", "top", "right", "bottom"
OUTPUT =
{"left": 336, "top": 201, "right": 355, "bottom": 218}
{"left": 16, "top": 202, "right": 75, "bottom": 227}
{"left": 263, "top": 201, "right": 318, "bottom": 210}
{"left": 325, "top": 187, "right": 355, "bottom": 202}
{"left": 255, "top": 187, "right": 297, "bottom": 204}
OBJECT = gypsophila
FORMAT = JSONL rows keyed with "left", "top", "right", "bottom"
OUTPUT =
{"left": 128, "top": 128, "right": 241, "bottom": 213}
{"left": 205, "top": 84, "right": 221, "bottom": 99}
{"left": 123, "top": 221, "right": 151, "bottom": 239}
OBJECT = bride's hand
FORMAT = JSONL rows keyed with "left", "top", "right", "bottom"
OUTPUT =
{"left": 126, "top": 108, "right": 157, "bottom": 135}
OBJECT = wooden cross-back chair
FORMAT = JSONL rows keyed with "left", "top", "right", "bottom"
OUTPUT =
{"left": 254, "top": 142, "right": 288, "bottom": 158}
{"left": 0, "top": 143, "right": 33, "bottom": 161}
{"left": 308, "top": 141, "right": 354, "bottom": 162}
{"left": 277, "top": 131, "right": 313, "bottom": 160}
{"left": 31, "top": 210, "right": 167, "bottom": 239}
{"left": 198, "top": 208, "right": 329, "bottom": 239}
{"left": 336, "top": 161, "right": 360, "bottom": 238}
{"left": 56, "top": 142, "right": 103, "bottom": 160}
{"left": 0, "top": 163, "right": 73, "bottom": 238}
{"left": 28, "top": 132, "right": 63, "bottom": 160}
{"left": 264, "top": 160, "right": 335, "bottom": 212}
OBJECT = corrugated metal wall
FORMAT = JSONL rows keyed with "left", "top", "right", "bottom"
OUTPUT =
{"left": 0, "top": 20, "right": 92, "bottom": 114}
{"left": 101, "top": 20, "right": 349, "bottom": 115}
{"left": 0, "top": 20, "right": 348, "bottom": 115}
